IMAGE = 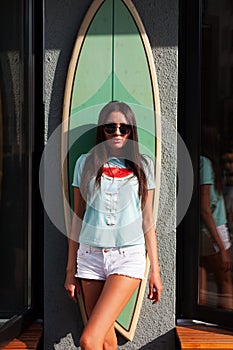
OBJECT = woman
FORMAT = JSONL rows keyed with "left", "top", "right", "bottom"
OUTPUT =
{"left": 64, "top": 101, "right": 162, "bottom": 350}
{"left": 199, "top": 124, "right": 232, "bottom": 309}
{"left": 222, "top": 147, "right": 233, "bottom": 239}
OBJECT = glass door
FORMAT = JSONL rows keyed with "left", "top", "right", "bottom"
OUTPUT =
{"left": 177, "top": 0, "right": 233, "bottom": 328}
{"left": 198, "top": 0, "right": 233, "bottom": 313}
{"left": 0, "top": 0, "right": 31, "bottom": 324}
{"left": 0, "top": 0, "right": 44, "bottom": 343}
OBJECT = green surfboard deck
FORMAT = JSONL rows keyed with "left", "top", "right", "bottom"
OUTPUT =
{"left": 63, "top": 0, "right": 160, "bottom": 341}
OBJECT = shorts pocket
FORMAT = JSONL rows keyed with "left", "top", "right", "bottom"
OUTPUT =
{"left": 78, "top": 244, "right": 91, "bottom": 257}
{"left": 78, "top": 244, "right": 102, "bottom": 257}
{"left": 119, "top": 245, "right": 145, "bottom": 257}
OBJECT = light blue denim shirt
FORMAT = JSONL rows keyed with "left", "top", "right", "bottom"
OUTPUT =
{"left": 200, "top": 156, "right": 227, "bottom": 228}
{"left": 72, "top": 154, "right": 155, "bottom": 247}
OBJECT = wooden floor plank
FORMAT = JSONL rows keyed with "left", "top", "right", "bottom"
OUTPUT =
{"left": 3, "top": 323, "right": 43, "bottom": 350}
{"left": 176, "top": 325, "right": 233, "bottom": 350}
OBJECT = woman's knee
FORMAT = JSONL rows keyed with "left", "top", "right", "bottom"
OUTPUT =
{"left": 80, "top": 333, "right": 117, "bottom": 350}
{"left": 80, "top": 333, "right": 99, "bottom": 350}
{"left": 103, "top": 338, "right": 118, "bottom": 350}
{"left": 79, "top": 333, "right": 89, "bottom": 350}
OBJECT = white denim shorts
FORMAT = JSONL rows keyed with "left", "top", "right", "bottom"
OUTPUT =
{"left": 75, "top": 243, "right": 146, "bottom": 280}
{"left": 200, "top": 224, "right": 231, "bottom": 256}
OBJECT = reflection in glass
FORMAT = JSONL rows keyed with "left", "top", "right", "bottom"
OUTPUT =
{"left": 223, "top": 151, "right": 233, "bottom": 240}
{"left": 0, "top": 0, "right": 30, "bottom": 326}
{"left": 199, "top": 0, "right": 233, "bottom": 311}
{"left": 199, "top": 125, "right": 233, "bottom": 310}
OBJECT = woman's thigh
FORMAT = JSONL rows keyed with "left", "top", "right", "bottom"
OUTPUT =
{"left": 82, "top": 274, "right": 140, "bottom": 339}
{"left": 202, "top": 250, "right": 231, "bottom": 283}
{"left": 80, "top": 279, "right": 105, "bottom": 317}
{"left": 80, "top": 278, "right": 118, "bottom": 349}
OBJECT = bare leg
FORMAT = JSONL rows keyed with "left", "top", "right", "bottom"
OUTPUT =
{"left": 212, "top": 250, "right": 233, "bottom": 309}
{"left": 80, "top": 274, "right": 141, "bottom": 350}
{"left": 80, "top": 279, "right": 117, "bottom": 350}
{"left": 199, "top": 264, "right": 207, "bottom": 305}
{"left": 202, "top": 250, "right": 233, "bottom": 309}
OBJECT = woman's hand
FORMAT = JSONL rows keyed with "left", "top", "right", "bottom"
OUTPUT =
{"left": 64, "top": 271, "right": 80, "bottom": 303}
{"left": 219, "top": 249, "right": 232, "bottom": 272}
{"left": 147, "top": 270, "right": 163, "bottom": 304}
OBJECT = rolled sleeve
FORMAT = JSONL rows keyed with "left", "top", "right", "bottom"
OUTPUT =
{"left": 72, "top": 154, "right": 87, "bottom": 187}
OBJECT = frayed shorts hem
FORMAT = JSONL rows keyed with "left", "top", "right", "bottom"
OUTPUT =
{"left": 78, "top": 272, "right": 144, "bottom": 281}
{"left": 75, "top": 243, "right": 146, "bottom": 281}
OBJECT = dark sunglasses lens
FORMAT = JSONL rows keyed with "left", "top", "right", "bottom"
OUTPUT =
{"left": 103, "top": 123, "right": 131, "bottom": 135}
{"left": 119, "top": 125, "right": 131, "bottom": 135}
{"left": 103, "top": 124, "right": 116, "bottom": 134}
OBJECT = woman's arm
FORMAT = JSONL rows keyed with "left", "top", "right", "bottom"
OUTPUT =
{"left": 200, "top": 184, "right": 231, "bottom": 268}
{"left": 64, "top": 187, "right": 86, "bottom": 303}
{"left": 201, "top": 184, "right": 225, "bottom": 251}
{"left": 143, "top": 189, "right": 162, "bottom": 304}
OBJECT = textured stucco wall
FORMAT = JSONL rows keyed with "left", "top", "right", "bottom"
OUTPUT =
{"left": 44, "top": 0, "right": 178, "bottom": 349}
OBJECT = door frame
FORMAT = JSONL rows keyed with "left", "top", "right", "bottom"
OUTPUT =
{"left": 177, "top": 0, "right": 233, "bottom": 328}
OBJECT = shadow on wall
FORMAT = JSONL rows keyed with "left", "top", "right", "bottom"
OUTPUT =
{"left": 116, "top": 329, "right": 177, "bottom": 349}
{"left": 44, "top": 220, "right": 83, "bottom": 350}
{"left": 52, "top": 328, "right": 177, "bottom": 350}
{"left": 139, "top": 329, "right": 177, "bottom": 350}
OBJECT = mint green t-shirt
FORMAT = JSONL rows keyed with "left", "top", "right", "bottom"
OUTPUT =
{"left": 200, "top": 156, "right": 227, "bottom": 228}
{"left": 72, "top": 154, "right": 155, "bottom": 247}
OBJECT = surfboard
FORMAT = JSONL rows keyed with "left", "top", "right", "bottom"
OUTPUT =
{"left": 62, "top": 0, "right": 161, "bottom": 341}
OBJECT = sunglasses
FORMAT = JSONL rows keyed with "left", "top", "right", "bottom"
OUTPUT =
{"left": 103, "top": 123, "right": 131, "bottom": 135}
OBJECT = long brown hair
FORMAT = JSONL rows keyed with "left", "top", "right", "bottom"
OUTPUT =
{"left": 80, "top": 101, "right": 149, "bottom": 207}
{"left": 201, "top": 123, "right": 223, "bottom": 193}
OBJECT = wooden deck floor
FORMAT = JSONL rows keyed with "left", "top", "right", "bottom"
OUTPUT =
{"left": 176, "top": 324, "right": 233, "bottom": 349}
{"left": 2, "top": 323, "right": 43, "bottom": 350}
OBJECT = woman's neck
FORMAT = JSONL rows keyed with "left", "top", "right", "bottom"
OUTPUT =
{"left": 108, "top": 150, "right": 124, "bottom": 158}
